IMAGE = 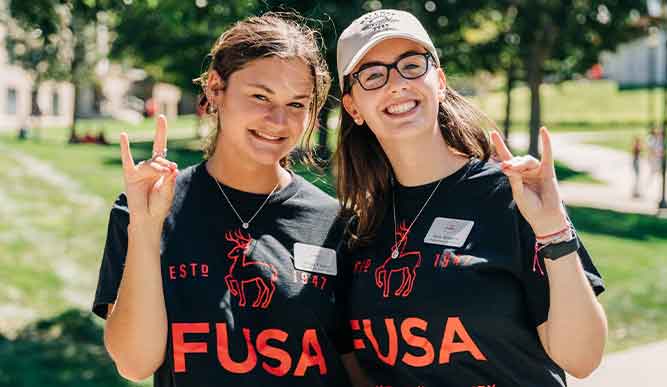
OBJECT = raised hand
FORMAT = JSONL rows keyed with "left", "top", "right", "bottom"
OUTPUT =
{"left": 119, "top": 115, "right": 179, "bottom": 223}
{"left": 490, "top": 127, "right": 569, "bottom": 236}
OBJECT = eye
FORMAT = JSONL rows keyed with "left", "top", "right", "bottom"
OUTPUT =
{"left": 288, "top": 102, "right": 305, "bottom": 109}
{"left": 253, "top": 94, "right": 268, "bottom": 101}
{"left": 363, "top": 71, "right": 385, "bottom": 82}
{"left": 402, "top": 63, "right": 420, "bottom": 70}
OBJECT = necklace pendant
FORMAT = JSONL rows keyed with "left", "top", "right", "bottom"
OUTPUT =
{"left": 391, "top": 249, "right": 399, "bottom": 259}
{"left": 242, "top": 222, "right": 249, "bottom": 229}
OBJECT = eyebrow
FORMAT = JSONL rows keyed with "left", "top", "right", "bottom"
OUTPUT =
{"left": 357, "top": 50, "right": 427, "bottom": 71}
{"left": 247, "top": 83, "right": 311, "bottom": 100}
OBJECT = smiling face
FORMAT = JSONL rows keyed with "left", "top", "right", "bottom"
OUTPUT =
{"left": 342, "top": 38, "right": 446, "bottom": 143}
{"left": 207, "top": 56, "right": 314, "bottom": 167}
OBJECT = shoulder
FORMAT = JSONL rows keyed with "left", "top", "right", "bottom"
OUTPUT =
{"left": 174, "top": 163, "right": 200, "bottom": 191}
{"left": 460, "top": 157, "right": 514, "bottom": 203}
{"left": 290, "top": 173, "right": 339, "bottom": 215}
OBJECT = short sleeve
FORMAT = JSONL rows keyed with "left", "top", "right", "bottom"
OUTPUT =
{"left": 518, "top": 210, "right": 605, "bottom": 327}
{"left": 92, "top": 194, "right": 129, "bottom": 319}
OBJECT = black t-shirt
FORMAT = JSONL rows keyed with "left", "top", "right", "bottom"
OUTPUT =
{"left": 341, "top": 158, "right": 604, "bottom": 387}
{"left": 93, "top": 162, "right": 352, "bottom": 387}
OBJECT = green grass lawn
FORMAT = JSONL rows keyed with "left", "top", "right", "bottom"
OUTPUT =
{"left": 569, "top": 207, "right": 667, "bottom": 352}
{"left": 470, "top": 79, "right": 661, "bottom": 129}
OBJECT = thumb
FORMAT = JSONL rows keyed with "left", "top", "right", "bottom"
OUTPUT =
{"left": 158, "top": 168, "right": 179, "bottom": 199}
{"left": 503, "top": 170, "right": 526, "bottom": 207}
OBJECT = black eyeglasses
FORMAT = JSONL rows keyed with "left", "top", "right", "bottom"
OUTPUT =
{"left": 349, "top": 52, "right": 434, "bottom": 91}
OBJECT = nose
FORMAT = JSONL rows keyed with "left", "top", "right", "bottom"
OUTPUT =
{"left": 267, "top": 105, "right": 288, "bottom": 128}
{"left": 386, "top": 67, "right": 409, "bottom": 94}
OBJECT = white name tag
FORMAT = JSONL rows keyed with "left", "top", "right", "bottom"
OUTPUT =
{"left": 424, "top": 217, "right": 475, "bottom": 247}
{"left": 293, "top": 243, "right": 337, "bottom": 276}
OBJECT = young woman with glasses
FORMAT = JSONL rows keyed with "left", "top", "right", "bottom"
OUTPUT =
{"left": 334, "top": 9, "right": 607, "bottom": 387}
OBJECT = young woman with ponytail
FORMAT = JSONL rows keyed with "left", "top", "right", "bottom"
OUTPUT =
{"left": 93, "top": 12, "right": 355, "bottom": 387}
{"left": 335, "top": 9, "right": 607, "bottom": 387}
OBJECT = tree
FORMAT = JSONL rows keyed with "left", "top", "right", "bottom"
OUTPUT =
{"left": 9, "top": 0, "right": 120, "bottom": 137}
{"left": 110, "top": 0, "right": 260, "bottom": 95}
{"left": 495, "top": 0, "right": 646, "bottom": 156}
{"left": 2, "top": 9, "right": 69, "bottom": 138}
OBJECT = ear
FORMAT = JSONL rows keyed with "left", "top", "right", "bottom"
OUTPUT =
{"left": 342, "top": 94, "right": 365, "bottom": 126}
{"left": 437, "top": 68, "right": 447, "bottom": 101}
{"left": 206, "top": 69, "right": 225, "bottom": 101}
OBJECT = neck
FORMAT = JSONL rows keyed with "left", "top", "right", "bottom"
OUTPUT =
{"left": 380, "top": 126, "right": 469, "bottom": 187}
{"left": 206, "top": 149, "right": 291, "bottom": 194}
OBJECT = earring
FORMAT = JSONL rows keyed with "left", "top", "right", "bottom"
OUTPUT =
{"left": 354, "top": 118, "right": 363, "bottom": 125}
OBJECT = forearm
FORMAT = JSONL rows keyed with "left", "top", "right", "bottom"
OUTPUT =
{"left": 104, "top": 220, "right": 168, "bottom": 381}
{"left": 541, "top": 252, "right": 607, "bottom": 378}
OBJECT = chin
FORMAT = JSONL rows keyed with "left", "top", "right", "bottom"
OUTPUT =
{"left": 378, "top": 121, "right": 432, "bottom": 141}
{"left": 249, "top": 148, "right": 292, "bottom": 166}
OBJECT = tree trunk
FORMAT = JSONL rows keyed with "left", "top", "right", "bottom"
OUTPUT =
{"left": 526, "top": 49, "right": 543, "bottom": 157}
{"left": 503, "top": 62, "right": 515, "bottom": 147}
{"left": 69, "top": 84, "right": 78, "bottom": 140}
{"left": 30, "top": 83, "right": 42, "bottom": 141}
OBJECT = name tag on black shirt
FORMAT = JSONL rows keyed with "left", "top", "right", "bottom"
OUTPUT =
{"left": 294, "top": 243, "right": 337, "bottom": 276}
{"left": 424, "top": 217, "right": 475, "bottom": 247}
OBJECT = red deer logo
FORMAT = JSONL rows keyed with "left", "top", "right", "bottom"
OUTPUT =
{"left": 224, "top": 230, "right": 278, "bottom": 309}
{"left": 374, "top": 222, "right": 421, "bottom": 298}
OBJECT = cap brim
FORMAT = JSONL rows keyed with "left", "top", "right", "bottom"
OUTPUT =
{"left": 342, "top": 31, "right": 439, "bottom": 78}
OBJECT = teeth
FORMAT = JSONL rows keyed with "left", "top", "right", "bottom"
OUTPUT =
{"left": 387, "top": 101, "right": 417, "bottom": 114}
{"left": 254, "top": 131, "right": 282, "bottom": 141}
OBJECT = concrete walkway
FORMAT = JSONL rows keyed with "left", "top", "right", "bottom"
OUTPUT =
{"left": 567, "top": 340, "right": 667, "bottom": 386}
{"left": 509, "top": 131, "right": 667, "bottom": 216}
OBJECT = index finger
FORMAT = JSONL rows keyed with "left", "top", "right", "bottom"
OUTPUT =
{"left": 490, "top": 130, "right": 513, "bottom": 161}
{"left": 153, "top": 114, "right": 168, "bottom": 155}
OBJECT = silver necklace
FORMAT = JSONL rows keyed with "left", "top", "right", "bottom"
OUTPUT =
{"left": 391, "top": 177, "right": 444, "bottom": 259}
{"left": 213, "top": 178, "right": 280, "bottom": 229}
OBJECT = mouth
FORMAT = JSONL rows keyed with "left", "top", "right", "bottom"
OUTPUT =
{"left": 249, "top": 129, "right": 287, "bottom": 143}
{"left": 383, "top": 100, "right": 420, "bottom": 117}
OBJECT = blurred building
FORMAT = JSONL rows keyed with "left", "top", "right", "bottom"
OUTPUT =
{"left": 601, "top": 29, "right": 667, "bottom": 89}
{"left": 0, "top": 22, "right": 75, "bottom": 131}
{"left": 0, "top": 3, "right": 182, "bottom": 132}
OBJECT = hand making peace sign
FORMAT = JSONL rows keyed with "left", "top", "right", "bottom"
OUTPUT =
{"left": 490, "top": 127, "right": 569, "bottom": 237}
{"left": 119, "top": 114, "right": 179, "bottom": 223}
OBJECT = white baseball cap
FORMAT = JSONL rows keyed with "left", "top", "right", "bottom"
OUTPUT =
{"left": 337, "top": 9, "right": 440, "bottom": 92}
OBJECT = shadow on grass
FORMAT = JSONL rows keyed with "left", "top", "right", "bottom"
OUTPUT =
{"left": 554, "top": 160, "right": 600, "bottom": 183}
{"left": 568, "top": 205, "right": 667, "bottom": 241}
{"left": 0, "top": 309, "right": 133, "bottom": 387}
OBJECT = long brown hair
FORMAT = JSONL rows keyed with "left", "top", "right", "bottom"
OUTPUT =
{"left": 334, "top": 83, "right": 494, "bottom": 247}
{"left": 194, "top": 12, "right": 331, "bottom": 165}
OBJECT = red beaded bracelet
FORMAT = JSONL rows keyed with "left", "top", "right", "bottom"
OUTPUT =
{"left": 536, "top": 224, "right": 570, "bottom": 240}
